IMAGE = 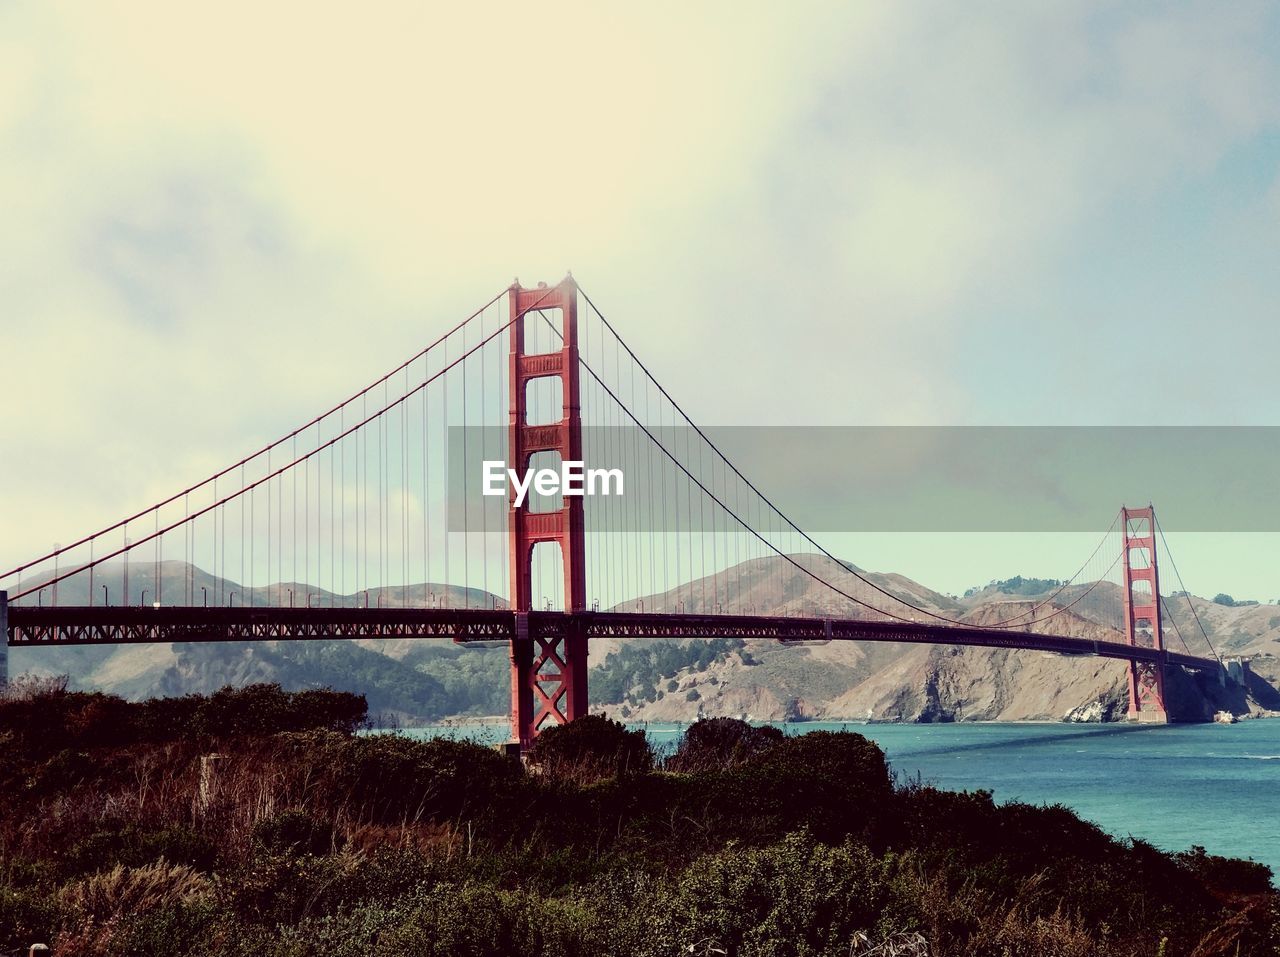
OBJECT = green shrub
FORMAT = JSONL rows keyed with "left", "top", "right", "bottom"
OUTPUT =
{"left": 252, "top": 809, "right": 339, "bottom": 857}
{"left": 633, "top": 833, "right": 893, "bottom": 957}
{"left": 528, "top": 714, "right": 653, "bottom": 780}
{"left": 218, "top": 849, "right": 446, "bottom": 933}
{"left": 271, "top": 731, "right": 526, "bottom": 826}
{"left": 0, "top": 884, "right": 61, "bottom": 947}
{"left": 222, "top": 851, "right": 360, "bottom": 925}
{"left": 1176, "top": 845, "right": 1274, "bottom": 895}
{"left": 145, "top": 684, "right": 368, "bottom": 738}
{"left": 107, "top": 900, "right": 222, "bottom": 957}
{"left": 64, "top": 826, "right": 219, "bottom": 878}
{"left": 750, "top": 730, "right": 890, "bottom": 791}
{"left": 375, "top": 882, "right": 597, "bottom": 957}
{"left": 0, "top": 683, "right": 367, "bottom": 760}
{"left": 31, "top": 748, "right": 97, "bottom": 791}
{"left": 667, "top": 717, "right": 784, "bottom": 772}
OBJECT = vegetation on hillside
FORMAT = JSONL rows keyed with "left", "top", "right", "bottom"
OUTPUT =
{"left": 964, "top": 575, "right": 1062, "bottom": 598}
{"left": 1213, "top": 593, "right": 1261, "bottom": 608}
{"left": 240, "top": 641, "right": 452, "bottom": 718}
{"left": 396, "top": 642, "right": 510, "bottom": 716}
{"left": 0, "top": 681, "right": 1275, "bottom": 956}
{"left": 589, "top": 638, "right": 745, "bottom": 706}
{"left": 137, "top": 637, "right": 752, "bottom": 722}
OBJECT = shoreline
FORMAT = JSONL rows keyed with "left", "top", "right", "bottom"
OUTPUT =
{"left": 383, "top": 712, "right": 1277, "bottom": 729}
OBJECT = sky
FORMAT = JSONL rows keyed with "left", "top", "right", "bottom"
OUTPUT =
{"left": 2, "top": 2, "right": 1279, "bottom": 600}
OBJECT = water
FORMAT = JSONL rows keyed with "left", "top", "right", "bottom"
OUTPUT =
{"left": 392, "top": 719, "right": 1280, "bottom": 874}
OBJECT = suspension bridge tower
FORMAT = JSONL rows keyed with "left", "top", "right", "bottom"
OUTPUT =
{"left": 506, "top": 277, "right": 589, "bottom": 749}
{"left": 1122, "top": 505, "right": 1168, "bottom": 722}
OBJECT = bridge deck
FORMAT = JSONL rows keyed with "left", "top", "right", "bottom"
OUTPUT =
{"left": 5, "top": 606, "right": 1218, "bottom": 673}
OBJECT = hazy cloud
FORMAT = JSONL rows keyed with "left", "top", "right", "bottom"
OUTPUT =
{"left": 2, "top": 1, "right": 1278, "bottom": 595}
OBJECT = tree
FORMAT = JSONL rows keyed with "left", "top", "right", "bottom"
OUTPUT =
{"left": 667, "top": 717, "right": 783, "bottom": 772}
{"left": 527, "top": 713, "right": 653, "bottom": 779}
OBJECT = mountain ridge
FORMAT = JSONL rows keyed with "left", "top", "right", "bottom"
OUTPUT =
{"left": 8, "top": 557, "right": 1279, "bottom": 723}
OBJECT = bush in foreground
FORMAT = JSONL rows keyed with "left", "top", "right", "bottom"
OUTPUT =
{"left": 527, "top": 713, "right": 653, "bottom": 780}
{"left": 0, "top": 694, "right": 1275, "bottom": 956}
{"left": 0, "top": 681, "right": 367, "bottom": 760}
{"left": 666, "top": 716, "right": 784, "bottom": 771}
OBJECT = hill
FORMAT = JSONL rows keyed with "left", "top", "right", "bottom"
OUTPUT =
{"left": 9, "top": 557, "right": 1280, "bottom": 723}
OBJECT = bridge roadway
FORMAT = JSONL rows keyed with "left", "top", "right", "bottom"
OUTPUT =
{"left": 4, "top": 606, "right": 1219, "bottom": 674}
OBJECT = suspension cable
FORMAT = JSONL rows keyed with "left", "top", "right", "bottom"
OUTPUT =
{"left": 1159, "top": 594, "right": 1195, "bottom": 656}
{"left": 8, "top": 286, "right": 557, "bottom": 601}
{"left": 1, "top": 286, "right": 509, "bottom": 583}
{"left": 571, "top": 288, "right": 1121, "bottom": 631}
{"left": 1154, "top": 513, "right": 1222, "bottom": 664}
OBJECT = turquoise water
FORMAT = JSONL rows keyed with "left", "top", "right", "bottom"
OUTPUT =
{"left": 393, "top": 719, "right": 1280, "bottom": 874}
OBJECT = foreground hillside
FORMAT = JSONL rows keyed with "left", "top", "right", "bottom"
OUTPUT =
{"left": 11, "top": 557, "right": 1280, "bottom": 723}
{"left": 0, "top": 683, "right": 1275, "bottom": 956}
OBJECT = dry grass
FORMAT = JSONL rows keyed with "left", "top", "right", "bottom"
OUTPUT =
{"left": 848, "top": 931, "right": 931, "bottom": 956}
{"left": 53, "top": 859, "right": 212, "bottom": 954}
{"left": 893, "top": 867, "right": 1106, "bottom": 957}
{"left": 60, "top": 860, "right": 211, "bottom": 920}
{"left": 1, "top": 730, "right": 483, "bottom": 881}
{"left": 344, "top": 820, "right": 465, "bottom": 858}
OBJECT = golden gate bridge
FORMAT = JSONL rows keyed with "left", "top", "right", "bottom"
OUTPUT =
{"left": 0, "top": 277, "right": 1226, "bottom": 749}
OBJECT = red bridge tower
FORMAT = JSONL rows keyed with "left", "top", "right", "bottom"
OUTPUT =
{"left": 1122, "top": 505, "right": 1168, "bottom": 722}
{"left": 506, "top": 278, "right": 589, "bottom": 750}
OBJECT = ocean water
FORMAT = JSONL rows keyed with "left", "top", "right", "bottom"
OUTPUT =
{"left": 392, "top": 719, "right": 1280, "bottom": 874}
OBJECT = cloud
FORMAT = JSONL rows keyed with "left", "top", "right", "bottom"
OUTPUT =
{"left": 1, "top": 1, "right": 1278, "bottom": 582}
{"left": 663, "top": 3, "right": 1280, "bottom": 424}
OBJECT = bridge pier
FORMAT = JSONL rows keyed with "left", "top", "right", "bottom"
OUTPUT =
{"left": 1127, "top": 685, "right": 1170, "bottom": 723}
{"left": 1223, "top": 657, "right": 1249, "bottom": 687}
